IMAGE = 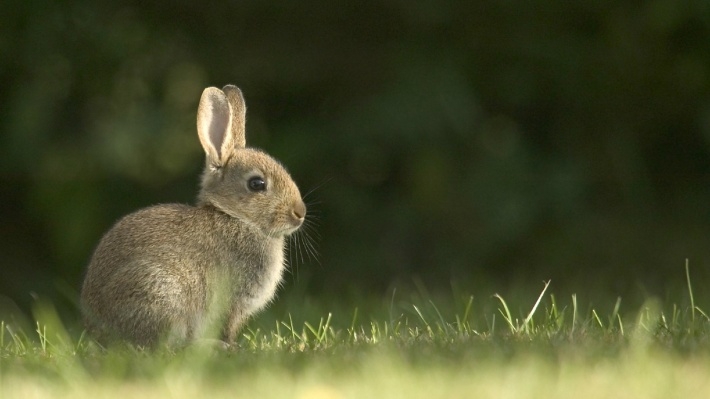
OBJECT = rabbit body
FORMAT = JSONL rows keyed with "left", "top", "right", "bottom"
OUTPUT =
{"left": 81, "top": 85, "right": 305, "bottom": 347}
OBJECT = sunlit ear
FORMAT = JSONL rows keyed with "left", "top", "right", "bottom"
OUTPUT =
{"left": 197, "top": 87, "right": 233, "bottom": 167}
{"left": 222, "top": 85, "right": 247, "bottom": 149}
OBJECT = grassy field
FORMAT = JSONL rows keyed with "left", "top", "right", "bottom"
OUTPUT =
{"left": 3, "top": 274, "right": 710, "bottom": 399}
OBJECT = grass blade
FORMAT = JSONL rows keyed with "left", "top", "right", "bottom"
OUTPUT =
{"left": 494, "top": 294, "right": 516, "bottom": 334}
{"left": 523, "top": 280, "right": 551, "bottom": 333}
{"left": 686, "top": 259, "right": 695, "bottom": 325}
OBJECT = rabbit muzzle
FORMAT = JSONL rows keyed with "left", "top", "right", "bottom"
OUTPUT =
{"left": 284, "top": 199, "right": 306, "bottom": 235}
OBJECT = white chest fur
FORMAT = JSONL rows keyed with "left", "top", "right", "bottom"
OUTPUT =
{"left": 245, "top": 239, "right": 285, "bottom": 314}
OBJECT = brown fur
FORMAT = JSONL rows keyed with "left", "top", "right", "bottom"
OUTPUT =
{"left": 80, "top": 85, "right": 306, "bottom": 347}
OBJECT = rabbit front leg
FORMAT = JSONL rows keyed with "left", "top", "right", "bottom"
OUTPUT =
{"left": 223, "top": 305, "right": 249, "bottom": 343}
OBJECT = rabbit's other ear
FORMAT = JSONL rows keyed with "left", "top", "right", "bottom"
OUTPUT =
{"left": 197, "top": 87, "right": 233, "bottom": 167}
{"left": 222, "top": 85, "right": 247, "bottom": 149}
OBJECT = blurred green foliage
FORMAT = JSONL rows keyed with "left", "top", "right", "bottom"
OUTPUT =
{"left": 1, "top": 0, "right": 710, "bottom": 313}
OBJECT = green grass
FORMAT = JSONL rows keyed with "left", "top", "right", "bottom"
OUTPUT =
{"left": 3, "top": 269, "right": 710, "bottom": 398}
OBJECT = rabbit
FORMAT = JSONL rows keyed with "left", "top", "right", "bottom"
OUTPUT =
{"left": 80, "top": 84, "right": 306, "bottom": 348}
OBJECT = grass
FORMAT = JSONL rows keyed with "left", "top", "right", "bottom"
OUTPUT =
{"left": 2, "top": 267, "right": 710, "bottom": 398}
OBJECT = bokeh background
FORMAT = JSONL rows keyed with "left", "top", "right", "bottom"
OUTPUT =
{"left": 2, "top": 1, "right": 710, "bottom": 318}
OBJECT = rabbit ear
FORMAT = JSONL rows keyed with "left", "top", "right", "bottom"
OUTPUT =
{"left": 197, "top": 87, "right": 233, "bottom": 167}
{"left": 222, "top": 85, "right": 247, "bottom": 149}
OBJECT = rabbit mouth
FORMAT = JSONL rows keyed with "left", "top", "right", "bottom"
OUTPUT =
{"left": 279, "top": 223, "right": 303, "bottom": 237}
{"left": 270, "top": 218, "right": 303, "bottom": 237}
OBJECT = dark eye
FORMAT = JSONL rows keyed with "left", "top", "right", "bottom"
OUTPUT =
{"left": 248, "top": 176, "right": 267, "bottom": 192}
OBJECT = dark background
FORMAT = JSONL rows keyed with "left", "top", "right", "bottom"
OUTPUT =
{"left": 2, "top": 1, "right": 710, "bottom": 318}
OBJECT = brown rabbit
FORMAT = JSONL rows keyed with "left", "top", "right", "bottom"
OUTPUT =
{"left": 81, "top": 85, "right": 306, "bottom": 348}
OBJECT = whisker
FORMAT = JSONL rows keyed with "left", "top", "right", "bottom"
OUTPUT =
{"left": 291, "top": 240, "right": 298, "bottom": 277}
{"left": 286, "top": 236, "right": 294, "bottom": 275}
{"left": 302, "top": 222, "right": 322, "bottom": 240}
{"left": 295, "top": 233, "right": 305, "bottom": 265}
{"left": 303, "top": 210, "right": 323, "bottom": 218}
{"left": 298, "top": 226, "right": 320, "bottom": 266}
{"left": 302, "top": 176, "right": 333, "bottom": 200}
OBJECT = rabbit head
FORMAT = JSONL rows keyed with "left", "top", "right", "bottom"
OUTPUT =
{"left": 196, "top": 85, "right": 305, "bottom": 237}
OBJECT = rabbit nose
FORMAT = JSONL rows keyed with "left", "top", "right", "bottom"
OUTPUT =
{"left": 292, "top": 200, "right": 306, "bottom": 221}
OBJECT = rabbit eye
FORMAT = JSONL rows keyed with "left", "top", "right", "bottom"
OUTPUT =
{"left": 248, "top": 177, "right": 267, "bottom": 192}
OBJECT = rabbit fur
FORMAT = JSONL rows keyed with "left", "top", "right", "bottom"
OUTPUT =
{"left": 81, "top": 85, "right": 306, "bottom": 348}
